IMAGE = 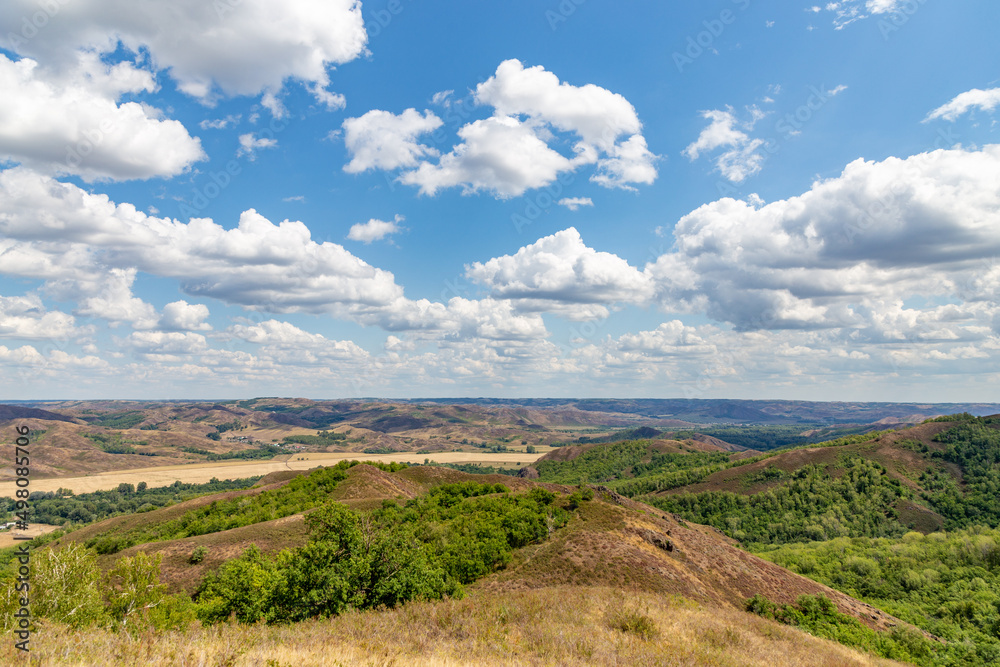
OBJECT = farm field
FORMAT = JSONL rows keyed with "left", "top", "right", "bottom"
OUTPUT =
{"left": 0, "top": 450, "right": 546, "bottom": 496}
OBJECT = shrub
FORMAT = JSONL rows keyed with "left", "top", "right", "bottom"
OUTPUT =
{"left": 106, "top": 551, "right": 168, "bottom": 632}
{"left": 189, "top": 546, "right": 209, "bottom": 564}
{"left": 32, "top": 543, "right": 107, "bottom": 628}
{"left": 607, "top": 608, "right": 658, "bottom": 639}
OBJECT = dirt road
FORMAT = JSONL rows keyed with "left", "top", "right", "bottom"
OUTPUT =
{"left": 0, "top": 451, "right": 544, "bottom": 497}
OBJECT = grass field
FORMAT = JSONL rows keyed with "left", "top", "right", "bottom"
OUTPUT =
{"left": 0, "top": 451, "right": 545, "bottom": 497}
{"left": 0, "top": 522, "right": 59, "bottom": 549}
{"left": 10, "top": 586, "right": 909, "bottom": 666}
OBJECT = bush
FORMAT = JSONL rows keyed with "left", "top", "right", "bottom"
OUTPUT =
{"left": 106, "top": 551, "right": 167, "bottom": 632}
{"left": 606, "top": 608, "right": 658, "bottom": 639}
{"left": 32, "top": 543, "right": 107, "bottom": 628}
{"left": 189, "top": 546, "right": 209, "bottom": 564}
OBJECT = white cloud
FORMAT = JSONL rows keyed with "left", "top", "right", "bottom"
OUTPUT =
{"left": 0, "top": 0, "right": 367, "bottom": 108}
{"left": 74, "top": 268, "right": 159, "bottom": 329}
{"left": 227, "top": 319, "right": 368, "bottom": 361}
{"left": 558, "top": 197, "right": 593, "bottom": 211}
{"left": 126, "top": 331, "right": 209, "bottom": 358}
{"left": 822, "top": 0, "right": 907, "bottom": 29}
{"left": 683, "top": 109, "right": 751, "bottom": 160}
{"left": 0, "top": 294, "right": 78, "bottom": 340}
{"left": 200, "top": 114, "right": 241, "bottom": 130}
{"left": 682, "top": 108, "right": 768, "bottom": 183}
{"left": 925, "top": 88, "right": 1000, "bottom": 122}
{"left": 400, "top": 115, "right": 582, "bottom": 197}
{"left": 0, "top": 53, "right": 205, "bottom": 181}
{"left": 0, "top": 168, "right": 406, "bottom": 315}
{"left": 591, "top": 135, "right": 658, "bottom": 190}
{"left": 342, "top": 109, "right": 442, "bottom": 173}
{"left": 347, "top": 215, "right": 404, "bottom": 244}
{"left": 237, "top": 133, "right": 278, "bottom": 159}
{"left": 430, "top": 90, "right": 454, "bottom": 107}
{"left": 683, "top": 107, "right": 765, "bottom": 183}
{"left": 466, "top": 227, "right": 654, "bottom": 317}
{"left": 475, "top": 59, "right": 642, "bottom": 152}
{"left": 647, "top": 145, "right": 1000, "bottom": 334}
{"left": 159, "top": 301, "right": 211, "bottom": 331}
{"left": 354, "top": 60, "right": 657, "bottom": 197}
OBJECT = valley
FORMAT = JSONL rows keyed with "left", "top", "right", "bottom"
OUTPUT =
{"left": 3, "top": 399, "right": 1000, "bottom": 665}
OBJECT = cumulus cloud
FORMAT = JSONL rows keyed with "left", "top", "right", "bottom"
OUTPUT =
{"left": 349, "top": 59, "right": 657, "bottom": 197}
{"left": 0, "top": 167, "right": 553, "bottom": 343}
{"left": 126, "top": 331, "right": 209, "bottom": 359}
{"left": 159, "top": 301, "right": 211, "bottom": 331}
{"left": 0, "top": 168, "right": 405, "bottom": 315}
{"left": 0, "top": 0, "right": 367, "bottom": 108}
{"left": 925, "top": 88, "right": 1000, "bottom": 122}
{"left": 647, "top": 145, "right": 1000, "bottom": 335}
{"left": 466, "top": 227, "right": 654, "bottom": 318}
{"left": 0, "top": 294, "right": 78, "bottom": 340}
{"left": 342, "top": 109, "right": 442, "bottom": 173}
{"left": 74, "top": 268, "right": 159, "bottom": 329}
{"left": 400, "top": 115, "right": 583, "bottom": 197}
{"left": 683, "top": 107, "right": 765, "bottom": 183}
{"left": 475, "top": 58, "right": 642, "bottom": 151}
{"left": 347, "top": 215, "right": 404, "bottom": 243}
{"left": 0, "top": 53, "right": 205, "bottom": 180}
{"left": 227, "top": 319, "right": 368, "bottom": 362}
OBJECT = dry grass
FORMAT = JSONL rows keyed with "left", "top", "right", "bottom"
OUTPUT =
{"left": 10, "top": 586, "right": 909, "bottom": 666}
{"left": 0, "top": 451, "right": 545, "bottom": 497}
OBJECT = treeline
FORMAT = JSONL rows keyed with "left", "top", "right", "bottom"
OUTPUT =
{"left": 87, "top": 411, "right": 146, "bottom": 429}
{"left": 424, "top": 462, "right": 521, "bottom": 477}
{"left": 643, "top": 457, "right": 911, "bottom": 545}
{"left": 85, "top": 433, "right": 147, "bottom": 455}
{"left": 756, "top": 526, "right": 1000, "bottom": 665}
{"left": 181, "top": 444, "right": 284, "bottom": 460}
{"left": 668, "top": 424, "right": 882, "bottom": 451}
{"left": 281, "top": 430, "right": 347, "bottom": 446}
{"left": 0, "top": 477, "right": 261, "bottom": 528}
{"left": 533, "top": 441, "right": 732, "bottom": 485}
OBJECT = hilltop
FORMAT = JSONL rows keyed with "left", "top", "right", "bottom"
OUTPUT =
{"left": 6, "top": 397, "right": 999, "bottom": 479}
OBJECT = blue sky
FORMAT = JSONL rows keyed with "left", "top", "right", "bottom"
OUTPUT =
{"left": 1, "top": 0, "right": 999, "bottom": 401}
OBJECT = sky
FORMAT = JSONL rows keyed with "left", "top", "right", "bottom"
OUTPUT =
{"left": 1, "top": 0, "right": 999, "bottom": 402}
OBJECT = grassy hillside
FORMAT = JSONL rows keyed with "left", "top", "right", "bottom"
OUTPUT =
{"left": 1, "top": 458, "right": 939, "bottom": 665}
{"left": 12, "top": 587, "right": 910, "bottom": 666}
{"left": 526, "top": 415, "right": 1000, "bottom": 664}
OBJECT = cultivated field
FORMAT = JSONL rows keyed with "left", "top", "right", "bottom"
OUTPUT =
{"left": 0, "top": 523, "right": 59, "bottom": 549}
{"left": 0, "top": 450, "right": 544, "bottom": 497}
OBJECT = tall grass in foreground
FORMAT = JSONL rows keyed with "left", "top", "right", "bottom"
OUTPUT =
{"left": 10, "top": 587, "right": 908, "bottom": 666}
